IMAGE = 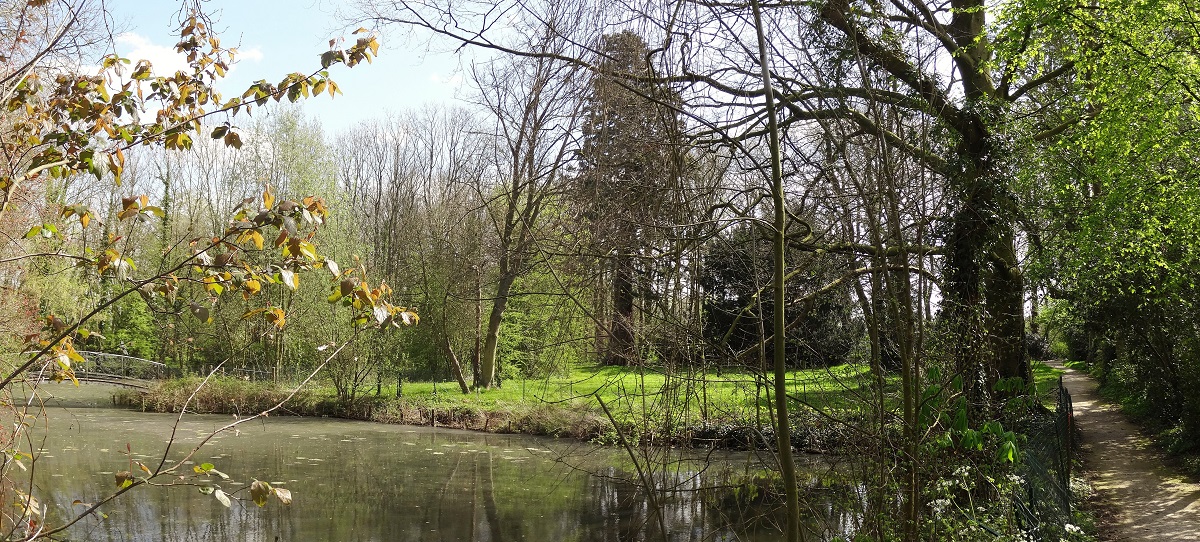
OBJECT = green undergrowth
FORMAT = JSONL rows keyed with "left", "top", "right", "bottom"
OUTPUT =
{"left": 117, "top": 363, "right": 890, "bottom": 448}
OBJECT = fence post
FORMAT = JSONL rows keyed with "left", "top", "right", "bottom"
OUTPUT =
{"left": 1057, "top": 376, "right": 1072, "bottom": 512}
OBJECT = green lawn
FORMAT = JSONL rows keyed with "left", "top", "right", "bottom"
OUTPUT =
{"left": 310, "top": 363, "right": 884, "bottom": 425}
{"left": 330, "top": 361, "right": 1067, "bottom": 424}
{"left": 139, "top": 362, "right": 1067, "bottom": 444}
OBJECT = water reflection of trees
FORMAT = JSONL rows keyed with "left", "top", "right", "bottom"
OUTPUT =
{"left": 578, "top": 467, "right": 865, "bottom": 542}
{"left": 37, "top": 411, "right": 864, "bottom": 541}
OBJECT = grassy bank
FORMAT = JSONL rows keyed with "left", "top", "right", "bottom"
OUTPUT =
{"left": 116, "top": 363, "right": 885, "bottom": 449}
{"left": 116, "top": 375, "right": 616, "bottom": 440}
{"left": 116, "top": 362, "right": 1066, "bottom": 449}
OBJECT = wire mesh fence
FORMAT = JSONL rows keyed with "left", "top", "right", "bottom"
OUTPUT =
{"left": 1013, "top": 375, "right": 1078, "bottom": 540}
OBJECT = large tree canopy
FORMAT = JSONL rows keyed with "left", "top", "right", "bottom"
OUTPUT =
{"left": 348, "top": 0, "right": 1200, "bottom": 538}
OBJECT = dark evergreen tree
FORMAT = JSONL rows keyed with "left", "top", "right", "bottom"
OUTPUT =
{"left": 700, "top": 224, "right": 862, "bottom": 369}
{"left": 575, "top": 30, "right": 685, "bottom": 366}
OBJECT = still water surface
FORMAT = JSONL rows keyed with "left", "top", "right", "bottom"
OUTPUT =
{"left": 29, "top": 385, "right": 857, "bottom": 541}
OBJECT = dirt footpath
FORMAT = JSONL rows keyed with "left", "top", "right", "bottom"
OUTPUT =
{"left": 1056, "top": 362, "right": 1200, "bottom": 541}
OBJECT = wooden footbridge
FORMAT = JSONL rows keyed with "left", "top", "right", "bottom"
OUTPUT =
{"left": 51, "top": 351, "right": 181, "bottom": 390}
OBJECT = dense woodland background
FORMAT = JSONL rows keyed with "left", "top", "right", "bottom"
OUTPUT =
{"left": 7, "top": 0, "right": 1200, "bottom": 539}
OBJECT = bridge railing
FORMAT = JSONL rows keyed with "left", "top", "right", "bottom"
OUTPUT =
{"left": 75, "top": 351, "right": 182, "bottom": 380}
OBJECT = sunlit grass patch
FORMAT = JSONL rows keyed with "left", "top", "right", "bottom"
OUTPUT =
{"left": 361, "top": 363, "right": 887, "bottom": 430}
{"left": 1032, "top": 360, "right": 1066, "bottom": 408}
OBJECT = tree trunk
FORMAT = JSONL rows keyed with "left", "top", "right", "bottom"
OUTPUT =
{"left": 442, "top": 334, "right": 471, "bottom": 394}
{"left": 944, "top": 196, "right": 990, "bottom": 416}
{"left": 478, "top": 272, "right": 517, "bottom": 388}
{"left": 987, "top": 228, "right": 1029, "bottom": 385}
{"left": 1029, "top": 282, "right": 1040, "bottom": 337}
{"left": 872, "top": 293, "right": 901, "bottom": 372}
{"left": 472, "top": 268, "right": 483, "bottom": 386}
{"left": 606, "top": 254, "right": 636, "bottom": 366}
{"left": 944, "top": 140, "right": 1029, "bottom": 416}
{"left": 751, "top": 1, "right": 801, "bottom": 538}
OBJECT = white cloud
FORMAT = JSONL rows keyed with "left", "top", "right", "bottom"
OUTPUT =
{"left": 235, "top": 46, "right": 264, "bottom": 64}
{"left": 114, "top": 33, "right": 263, "bottom": 77}
{"left": 115, "top": 33, "right": 190, "bottom": 76}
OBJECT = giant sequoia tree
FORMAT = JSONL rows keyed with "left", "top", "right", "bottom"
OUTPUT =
{"left": 575, "top": 31, "right": 686, "bottom": 366}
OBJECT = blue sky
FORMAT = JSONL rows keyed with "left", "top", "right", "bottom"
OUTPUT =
{"left": 105, "top": 0, "right": 467, "bottom": 133}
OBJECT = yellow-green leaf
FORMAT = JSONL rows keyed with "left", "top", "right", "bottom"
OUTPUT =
{"left": 266, "top": 307, "right": 286, "bottom": 330}
{"left": 250, "top": 480, "right": 271, "bottom": 507}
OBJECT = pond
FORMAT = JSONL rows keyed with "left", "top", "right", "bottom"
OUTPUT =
{"left": 25, "top": 384, "right": 860, "bottom": 541}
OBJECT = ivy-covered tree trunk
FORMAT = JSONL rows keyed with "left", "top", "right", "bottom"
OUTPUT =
{"left": 606, "top": 254, "right": 637, "bottom": 366}
{"left": 988, "top": 228, "right": 1029, "bottom": 385}
{"left": 943, "top": 129, "right": 1028, "bottom": 417}
{"left": 948, "top": 0, "right": 1030, "bottom": 398}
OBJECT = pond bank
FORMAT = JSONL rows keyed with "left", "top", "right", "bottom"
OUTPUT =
{"left": 113, "top": 376, "right": 859, "bottom": 452}
{"left": 115, "top": 377, "right": 614, "bottom": 440}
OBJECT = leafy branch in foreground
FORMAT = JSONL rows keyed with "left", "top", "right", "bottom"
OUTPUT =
{"left": 2, "top": 14, "right": 380, "bottom": 220}
{"left": 0, "top": 5, "right": 404, "bottom": 538}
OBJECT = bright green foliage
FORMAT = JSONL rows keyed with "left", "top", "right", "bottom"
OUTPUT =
{"left": 1023, "top": 0, "right": 1200, "bottom": 456}
{"left": 107, "top": 297, "right": 159, "bottom": 359}
{"left": 496, "top": 270, "right": 590, "bottom": 379}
